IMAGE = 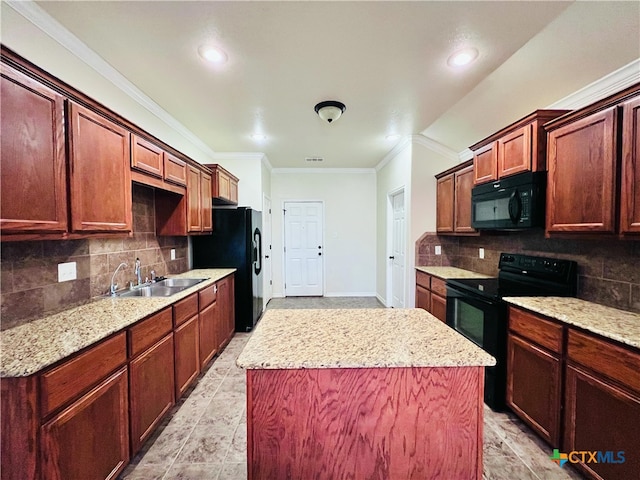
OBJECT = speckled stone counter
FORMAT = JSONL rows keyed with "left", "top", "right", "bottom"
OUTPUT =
{"left": 239, "top": 308, "right": 493, "bottom": 479}
{"left": 504, "top": 297, "right": 640, "bottom": 350}
{"left": 415, "top": 266, "right": 491, "bottom": 280}
{"left": 236, "top": 308, "right": 495, "bottom": 369}
{"left": 0, "top": 268, "right": 235, "bottom": 377}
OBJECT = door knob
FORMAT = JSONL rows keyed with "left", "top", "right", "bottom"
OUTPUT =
{"left": 318, "top": 252, "right": 322, "bottom": 256}
{"left": 389, "top": 256, "right": 395, "bottom": 259}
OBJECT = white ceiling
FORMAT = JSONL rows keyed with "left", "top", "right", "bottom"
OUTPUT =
{"left": 22, "top": 1, "right": 640, "bottom": 168}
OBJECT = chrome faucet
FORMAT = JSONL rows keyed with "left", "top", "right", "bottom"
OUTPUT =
{"left": 134, "top": 257, "right": 142, "bottom": 286}
{"left": 110, "top": 262, "right": 128, "bottom": 296}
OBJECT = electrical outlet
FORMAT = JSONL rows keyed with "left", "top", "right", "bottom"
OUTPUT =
{"left": 58, "top": 262, "right": 77, "bottom": 282}
{"left": 170, "top": 249, "right": 176, "bottom": 260}
{"left": 435, "top": 245, "right": 442, "bottom": 255}
{"left": 479, "top": 248, "right": 485, "bottom": 259}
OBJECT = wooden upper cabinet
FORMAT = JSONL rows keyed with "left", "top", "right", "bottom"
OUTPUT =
{"left": 436, "top": 173, "right": 455, "bottom": 233}
{"left": 471, "top": 110, "right": 568, "bottom": 186}
{"left": 0, "top": 63, "right": 68, "bottom": 234}
{"left": 621, "top": 95, "right": 640, "bottom": 234}
{"left": 68, "top": 103, "right": 132, "bottom": 233}
{"left": 203, "top": 164, "right": 239, "bottom": 205}
{"left": 201, "top": 170, "right": 213, "bottom": 232}
{"left": 473, "top": 142, "right": 498, "bottom": 185}
{"left": 546, "top": 107, "right": 617, "bottom": 234}
{"left": 498, "top": 124, "right": 532, "bottom": 178}
{"left": 436, "top": 160, "right": 476, "bottom": 235}
{"left": 131, "top": 135, "right": 163, "bottom": 178}
{"left": 186, "top": 165, "right": 203, "bottom": 233}
{"left": 454, "top": 165, "right": 475, "bottom": 233}
{"left": 164, "top": 152, "right": 187, "bottom": 186}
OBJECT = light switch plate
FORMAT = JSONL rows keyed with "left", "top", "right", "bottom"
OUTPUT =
{"left": 170, "top": 249, "right": 176, "bottom": 260}
{"left": 435, "top": 245, "right": 442, "bottom": 255}
{"left": 58, "top": 262, "right": 77, "bottom": 282}
{"left": 479, "top": 248, "right": 485, "bottom": 259}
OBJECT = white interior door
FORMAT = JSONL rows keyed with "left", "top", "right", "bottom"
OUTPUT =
{"left": 390, "top": 191, "right": 405, "bottom": 308}
{"left": 284, "top": 201, "right": 323, "bottom": 296}
{"left": 262, "top": 195, "right": 273, "bottom": 306}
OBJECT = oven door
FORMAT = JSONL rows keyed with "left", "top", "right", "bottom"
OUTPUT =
{"left": 446, "top": 286, "right": 507, "bottom": 410}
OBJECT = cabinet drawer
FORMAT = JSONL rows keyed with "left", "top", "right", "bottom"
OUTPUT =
{"left": 509, "top": 307, "right": 563, "bottom": 354}
{"left": 199, "top": 284, "right": 217, "bottom": 310}
{"left": 567, "top": 329, "right": 640, "bottom": 394}
{"left": 40, "top": 332, "right": 127, "bottom": 417}
{"left": 128, "top": 307, "right": 173, "bottom": 358}
{"left": 164, "top": 153, "right": 187, "bottom": 186}
{"left": 416, "top": 271, "right": 431, "bottom": 289}
{"left": 431, "top": 277, "right": 447, "bottom": 297}
{"left": 173, "top": 292, "right": 198, "bottom": 327}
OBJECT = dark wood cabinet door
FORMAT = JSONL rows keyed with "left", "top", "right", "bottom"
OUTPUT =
{"left": 164, "top": 152, "right": 187, "bottom": 186}
{"left": 131, "top": 134, "right": 163, "bottom": 178}
{"left": 564, "top": 364, "right": 640, "bottom": 480}
{"left": 187, "top": 165, "right": 202, "bottom": 232}
{"left": 1, "top": 63, "right": 68, "bottom": 234}
{"left": 174, "top": 314, "right": 200, "bottom": 399}
{"left": 201, "top": 170, "right": 213, "bottom": 232}
{"left": 436, "top": 173, "right": 454, "bottom": 233}
{"left": 621, "top": 95, "right": 640, "bottom": 234}
{"left": 68, "top": 103, "right": 132, "bottom": 233}
{"left": 225, "top": 275, "right": 236, "bottom": 339}
{"left": 546, "top": 107, "right": 617, "bottom": 234}
{"left": 229, "top": 178, "right": 239, "bottom": 204}
{"left": 415, "top": 285, "right": 431, "bottom": 311}
{"left": 199, "top": 301, "right": 218, "bottom": 369}
{"left": 498, "top": 124, "right": 532, "bottom": 179}
{"left": 506, "top": 334, "right": 561, "bottom": 447}
{"left": 40, "top": 367, "right": 129, "bottom": 480}
{"left": 129, "top": 334, "right": 175, "bottom": 454}
{"left": 473, "top": 142, "right": 498, "bottom": 185}
{"left": 217, "top": 277, "right": 235, "bottom": 348}
{"left": 454, "top": 165, "right": 476, "bottom": 233}
{"left": 430, "top": 293, "right": 446, "bottom": 322}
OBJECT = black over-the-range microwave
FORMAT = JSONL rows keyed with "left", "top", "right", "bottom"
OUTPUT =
{"left": 471, "top": 171, "right": 546, "bottom": 230}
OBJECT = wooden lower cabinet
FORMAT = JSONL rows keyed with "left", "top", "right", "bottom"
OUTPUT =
{"left": 199, "top": 300, "right": 218, "bottom": 369}
{"left": 129, "top": 334, "right": 175, "bottom": 454}
{"left": 507, "top": 334, "right": 561, "bottom": 446}
{"left": 218, "top": 275, "right": 235, "bottom": 348}
{"left": 564, "top": 364, "right": 640, "bottom": 480}
{"left": 174, "top": 314, "right": 200, "bottom": 398}
{"left": 414, "top": 270, "right": 447, "bottom": 322}
{"left": 430, "top": 293, "right": 447, "bottom": 322}
{"left": 40, "top": 367, "right": 129, "bottom": 480}
{"left": 416, "top": 284, "right": 431, "bottom": 311}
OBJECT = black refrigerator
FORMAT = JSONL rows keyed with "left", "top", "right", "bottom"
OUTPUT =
{"left": 192, "top": 207, "right": 263, "bottom": 332}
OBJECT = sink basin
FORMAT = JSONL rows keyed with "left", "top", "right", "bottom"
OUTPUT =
{"left": 116, "top": 278, "right": 206, "bottom": 298}
{"left": 156, "top": 278, "right": 206, "bottom": 288}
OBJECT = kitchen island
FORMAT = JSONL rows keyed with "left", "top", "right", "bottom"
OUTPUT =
{"left": 236, "top": 308, "right": 495, "bottom": 480}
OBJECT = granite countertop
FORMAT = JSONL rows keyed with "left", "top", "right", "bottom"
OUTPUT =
{"left": 0, "top": 268, "right": 235, "bottom": 377}
{"left": 504, "top": 297, "right": 640, "bottom": 350}
{"left": 415, "top": 266, "right": 491, "bottom": 280}
{"left": 236, "top": 308, "right": 496, "bottom": 370}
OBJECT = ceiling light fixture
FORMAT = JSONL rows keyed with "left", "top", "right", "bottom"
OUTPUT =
{"left": 447, "top": 47, "right": 479, "bottom": 68}
{"left": 314, "top": 100, "right": 346, "bottom": 124}
{"left": 198, "top": 45, "right": 228, "bottom": 65}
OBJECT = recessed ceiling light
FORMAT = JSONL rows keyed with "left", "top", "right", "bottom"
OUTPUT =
{"left": 198, "top": 45, "right": 228, "bottom": 65}
{"left": 385, "top": 134, "right": 401, "bottom": 141}
{"left": 251, "top": 133, "right": 267, "bottom": 141}
{"left": 447, "top": 47, "right": 479, "bottom": 68}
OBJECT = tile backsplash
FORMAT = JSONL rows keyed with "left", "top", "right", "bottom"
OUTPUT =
{"left": 1, "top": 184, "right": 189, "bottom": 330}
{"left": 416, "top": 230, "right": 640, "bottom": 314}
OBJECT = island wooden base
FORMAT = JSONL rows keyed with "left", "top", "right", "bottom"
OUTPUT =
{"left": 246, "top": 366, "right": 484, "bottom": 480}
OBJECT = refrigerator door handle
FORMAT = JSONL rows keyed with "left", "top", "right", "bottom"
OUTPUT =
{"left": 253, "top": 228, "right": 262, "bottom": 275}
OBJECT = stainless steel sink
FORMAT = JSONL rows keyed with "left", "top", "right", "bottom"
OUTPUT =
{"left": 116, "top": 278, "right": 206, "bottom": 298}
{"left": 156, "top": 278, "right": 206, "bottom": 288}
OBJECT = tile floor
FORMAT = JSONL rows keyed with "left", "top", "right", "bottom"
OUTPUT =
{"left": 120, "top": 297, "right": 586, "bottom": 480}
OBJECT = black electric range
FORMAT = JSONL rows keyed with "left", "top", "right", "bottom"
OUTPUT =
{"left": 445, "top": 253, "right": 577, "bottom": 410}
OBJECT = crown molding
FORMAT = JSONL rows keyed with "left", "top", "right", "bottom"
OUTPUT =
{"left": 6, "top": 0, "right": 217, "bottom": 160}
{"left": 212, "top": 152, "right": 273, "bottom": 171}
{"left": 376, "top": 136, "right": 412, "bottom": 171}
{"left": 273, "top": 168, "right": 375, "bottom": 174}
{"left": 410, "top": 134, "right": 459, "bottom": 162}
{"left": 547, "top": 58, "right": 640, "bottom": 110}
{"left": 458, "top": 148, "right": 474, "bottom": 162}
